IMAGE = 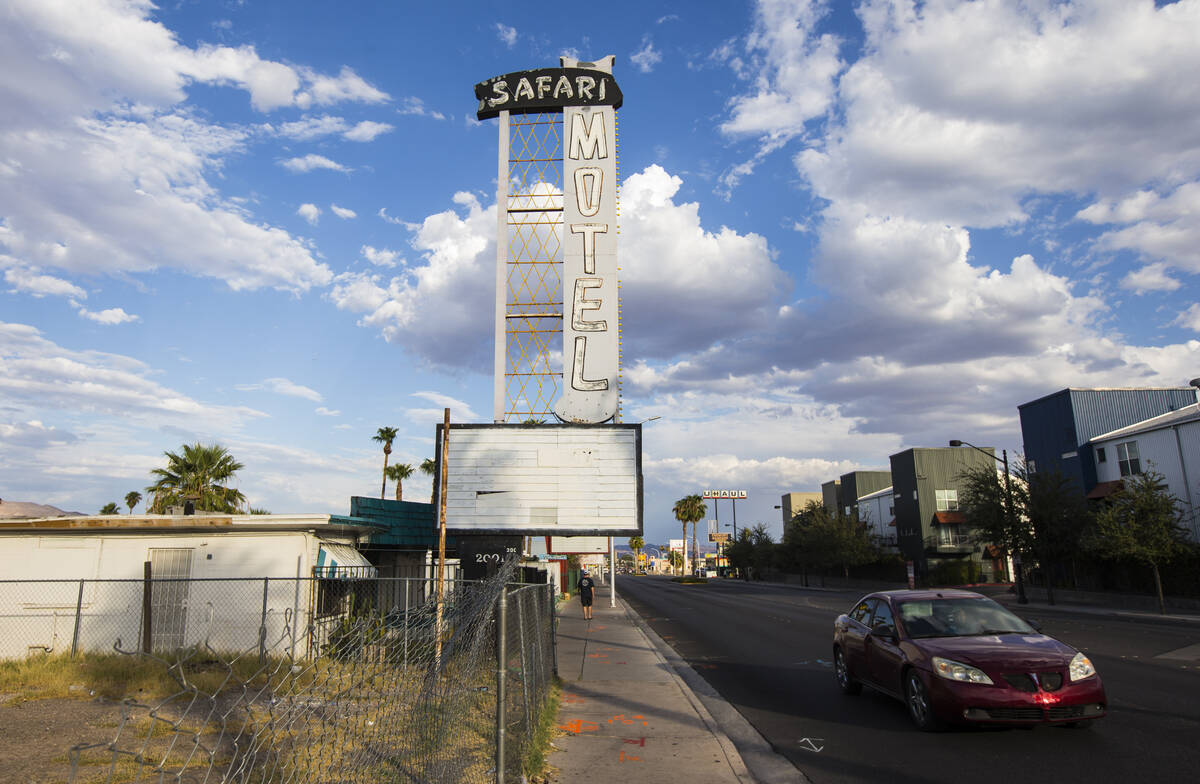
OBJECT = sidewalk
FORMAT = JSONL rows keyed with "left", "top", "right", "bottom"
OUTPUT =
{"left": 546, "top": 595, "right": 791, "bottom": 784}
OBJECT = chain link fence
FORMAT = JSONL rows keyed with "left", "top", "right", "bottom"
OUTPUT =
{"left": 0, "top": 566, "right": 556, "bottom": 783}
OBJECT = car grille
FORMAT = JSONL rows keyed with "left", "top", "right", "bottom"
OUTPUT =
{"left": 979, "top": 707, "right": 1045, "bottom": 721}
{"left": 1039, "top": 672, "right": 1063, "bottom": 691}
{"left": 1002, "top": 674, "right": 1038, "bottom": 692}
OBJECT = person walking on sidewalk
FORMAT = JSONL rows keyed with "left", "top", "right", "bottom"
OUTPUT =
{"left": 578, "top": 569, "right": 596, "bottom": 620}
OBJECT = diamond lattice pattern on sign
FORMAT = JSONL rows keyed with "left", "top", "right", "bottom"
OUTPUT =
{"left": 504, "top": 114, "right": 563, "bottom": 422}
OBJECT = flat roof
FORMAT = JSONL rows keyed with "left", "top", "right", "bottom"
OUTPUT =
{"left": 0, "top": 513, "right": 384, "bottom": 535}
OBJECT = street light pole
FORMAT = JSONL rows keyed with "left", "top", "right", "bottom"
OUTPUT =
{"left": 950, "top": 439, "right": 1028, "bottom": 604}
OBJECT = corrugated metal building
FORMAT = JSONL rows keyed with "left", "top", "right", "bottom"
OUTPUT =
{"left": 1018, "top": 388, "right": 1197, "bottom": 496}
{"left": 890, "top": 447, "right": 1000, "bottom": 578}
{"left": 821, "top": 479, "right": 842, "bottom": 516}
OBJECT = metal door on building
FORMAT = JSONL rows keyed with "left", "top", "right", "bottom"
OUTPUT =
{"left": 149, "top": 548, "right": 192, "bottom": 651}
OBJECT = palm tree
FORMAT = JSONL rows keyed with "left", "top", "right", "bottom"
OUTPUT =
{"left": 420, "top": 457, "right": 437, "bottom": 503}
{"left": 385, "top": 463, "right": 415, "bottom": 501}
{"left": 673, "top": 494, "right": 707, "bottom": 576}
{"left": 146, "top": 443, "right": 246, "bottom": 513}
{"left": 373, "top": 427, "right": 399, "bottom": 499}
{"left": 99, "top": 502, "right": 120, "bottom": 515}
{"left": 629, "top": 535, "right": 644, "bottom": 570}
{"left": 124, "top": 491, "right": 142, "bottom": 514}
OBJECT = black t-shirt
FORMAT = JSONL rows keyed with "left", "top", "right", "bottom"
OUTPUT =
{"left": 579, "top": 576, "right": 595, "bottom": 599}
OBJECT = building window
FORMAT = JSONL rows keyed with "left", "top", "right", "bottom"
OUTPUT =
{"left": 935, "top": 489, "right": 959, "bottom": 512}
{"left": 1116, "top": 441, "right": 1141, "bottom": 477}
{"left": 1096, "top": 446, "right": 1106, "bottom": 463}
{"left": 938, "top": 524, "right": 966, "bottom": 547}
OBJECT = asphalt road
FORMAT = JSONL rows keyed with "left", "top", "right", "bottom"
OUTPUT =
{"left": 618, "top": 575, "right": 1200, "bottom": 784}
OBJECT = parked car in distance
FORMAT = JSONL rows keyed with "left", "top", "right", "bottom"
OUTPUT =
{"left": 833, "top": 589, "right": 1106, "bottom": 731}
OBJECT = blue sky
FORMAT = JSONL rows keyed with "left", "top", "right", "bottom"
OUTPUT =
{"left": 2, "top": 0, "right": 1198, "bottom": 546}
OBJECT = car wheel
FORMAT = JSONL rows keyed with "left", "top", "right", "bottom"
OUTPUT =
{"left": 834, "top": 648, "right": 861, "bottom": 695}
{"left": 905, "top": 670, "right": 941, "bottom": 732}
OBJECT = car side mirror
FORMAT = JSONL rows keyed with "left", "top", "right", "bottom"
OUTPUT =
{"left": 871, "top": 623, "right": 896, "bottom": 640}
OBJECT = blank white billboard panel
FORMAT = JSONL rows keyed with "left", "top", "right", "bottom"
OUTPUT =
{"left": 549, "top": 536, "right": 610, "bottom": 553}
{"left": 439, "top": 424, "right": 642, "bottom": 535}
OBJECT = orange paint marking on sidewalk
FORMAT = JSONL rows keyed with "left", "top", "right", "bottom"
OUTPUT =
{"left": 618, "top": 751, "right": 641, "bottom": 762}
{"left": 607, "top": 714, "right": 648, "bottom": 727}
{"left": 562, "top": 693, "right": 586, "bottom": 704}
{"left": 558, "top": 719, "right": 599, "bottom": 734}
{"left": 622, "top": 737, "right": 646, "bottom": 747}
{"left": 587, "top": 652, "right": 609, "bottom": 659}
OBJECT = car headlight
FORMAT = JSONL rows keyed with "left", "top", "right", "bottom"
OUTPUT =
{"left": 1069, "top": 651, "right": 1096, "bottom": 682}
{"left": 932, "top": 656, "right": 994, "bottom": 685}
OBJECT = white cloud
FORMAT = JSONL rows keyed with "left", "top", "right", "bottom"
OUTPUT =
{"left": 719, "top": 0, "right": 842, "bottom": 152}
{"left": 76, "top": 306, "right": 139, "bottom": 325}
{"left": 315, "top": 406, "right": 341, "bottom": 417}
{"left": 0, "top": 2, "right": 350, "bottom": 295}
{"left": 236, "top": 377, "right": 323, "bottom": 402}
{"left": 1173, "top": 304, "right": 1200, "bottom": 332}
{"left": 296, "top": 66, "right": 389, "bottom": 108}
{"left": 796, "top": 0, "right": 1200, "bottom": 228}
{"left": 297, "top": 203, "right": 321, "bottom": 224}
{"left": 361, "top": 245, "right": 400, "bottom": 267}
{"left": 4, "top": 265, "right": 86, "bottom": 299}
{"left": 281, "top": 154, "right": 349, "bottom": 173}
{"left": 1079, "top": 183, "right": 1200, "bottom": 282}
{"left": 396, "top": 97, "right": 446, "bottom": 120}
{"left": 0, "top": 113, "right": 332, "bottom": 293}
{"left": 343, "top": 120, "right": 393, "bottom": 141}
{"left": 1121, "top": 263, "right": 1180, "bottom": 294}
{"left": 620, "top": 165, "right": 789, "bottom": 357}
{"left": 631, "top": 36, "right": 663, "bottom": 73}
{"left": 330, "top": 204, "right": 357, "bottom": 220}
{"left": 0, "top": 321, "right": 265, "bottom": 428}
{"left": 377, "top": 208, "right": 410, "bottom": 226}
{"left": 328, "top": 192, "right": 495, "bottom": 369}
{"left": 495, "top": 23, "right": 518, "bottom": 48}
{"left": 277, "top": 115, "right": 349, "bottom": 140}
{"left": 405, "top": 391, "right": 479, "bottom": 429}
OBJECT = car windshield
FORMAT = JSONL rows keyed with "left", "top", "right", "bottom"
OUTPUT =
{"left": 896, "top": 597, "right": 1035, "bottom": 639}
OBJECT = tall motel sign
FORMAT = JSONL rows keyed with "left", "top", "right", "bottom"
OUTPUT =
{"left": 439, "top": 58, "right": 641, "bottom": 546}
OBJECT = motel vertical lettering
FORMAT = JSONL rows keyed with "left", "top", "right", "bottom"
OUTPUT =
{"left": 555, "top": 61, "right": 619, "bottom": 423}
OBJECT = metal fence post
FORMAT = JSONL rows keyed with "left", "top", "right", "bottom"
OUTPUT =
{"left": 259, "top": 577, "right": 270, "bottom": 663}
{"left": 403, "top": 579, "right": 410, "bottom": 668}
{"left": 141, "top": 561, "right": 153, "bottom": 654}
{"left": 548, "top": 582, "right": 558, "bottom": 676}
{"left": 71, "top": 579, "right": 84, "bottom": 659}
{"left": 516, "top": 588, "right": 531, "bottom": 746}
{"left": 496, "top": 587, "right": 507, "bottom": 784}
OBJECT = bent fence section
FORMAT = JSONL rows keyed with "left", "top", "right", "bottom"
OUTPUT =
{"left": 0, "top": 569, "right": 556, "bottom": 784}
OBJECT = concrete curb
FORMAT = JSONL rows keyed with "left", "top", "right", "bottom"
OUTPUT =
{"left": 620, "top": 598, "right": 810, "bottom": 784}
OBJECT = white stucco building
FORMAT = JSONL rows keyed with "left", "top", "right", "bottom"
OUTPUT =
{"left": 0, "top": 513, "right": 379, "bottom": 659}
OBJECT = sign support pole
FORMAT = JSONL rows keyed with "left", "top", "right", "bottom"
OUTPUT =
{"left": 609, "top": 536, "right": 616, "bottom": 607}
{"left": 435, "top": 407, "right": 450, "bottom": 669}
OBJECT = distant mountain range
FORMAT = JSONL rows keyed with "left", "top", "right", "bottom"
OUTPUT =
{"left": 0, "top": 500, "right": 84, "bottom": 518}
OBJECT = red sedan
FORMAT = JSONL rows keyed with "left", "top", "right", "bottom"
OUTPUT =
{"left": 833, "top": 589, "right": 1107, "bottom": 730}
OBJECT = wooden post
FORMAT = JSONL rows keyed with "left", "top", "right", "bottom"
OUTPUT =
{"left": 435, "top": 407, "right": 450, "bottom": 669}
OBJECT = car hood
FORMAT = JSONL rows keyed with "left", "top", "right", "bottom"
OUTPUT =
{"left": 915, "top": 634, "right": 1076, "bottom": 671}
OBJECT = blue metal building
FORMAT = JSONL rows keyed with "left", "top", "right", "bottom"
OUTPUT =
{"left": 1017, "top": 387, "right": 1197, "bottom": 494}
